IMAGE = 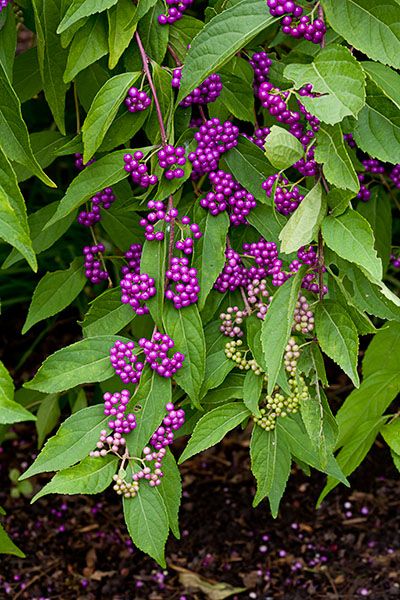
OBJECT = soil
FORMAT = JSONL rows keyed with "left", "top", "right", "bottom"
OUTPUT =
{"left": 0, "top": 426, "right": 399, "bottom": 600}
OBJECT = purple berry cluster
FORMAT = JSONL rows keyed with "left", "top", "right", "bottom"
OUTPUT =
{"left": 139, "top": 200, "right": 171, "bottom": 241}
{"left": 249, "top": 51, "right": 272, "bottom": 92}
{"left": 83, "top": 244, "right": 108, "bottom": 284}
{"left": 120, "top": 272, "right": 156, "bottom": 314}
{"left": 158, "top": 0, "right": 193, "bottom": 24}
{"left": 109, "top": 340, "right": 144, "bottom": 384}
{"left": 123, "top": 152, "right": 158, "bottom": 188}
{"left": 362, "top": 158, "right": 385, "bottom": 174}
{"left": 266, "top": 1, "right": 326, "bottom": 44}
{"left": 138, "top": 333, "right": 185, "bottom": 378}
{"left": 121, "top": 243, "right": 142, "bottom": 277}
{"left": 219, "top": 306, "right": 247, "bottom": 338}
{"left": 263, "top": 174, "right": 304, "bottom": 215}
{"left": 391, "top": 254, "right": 400, "bottom": 269}
{"left": 344, "top": 133, "right": 356, "bottom": 148}
{"left": 259, "top": 83, "right": 300, "bottom": 126}
{"left": 244, "top": 127, "right": 271, "bottom": 149}
{"left": 291, "top": 245, "right": 328, "bottom": 296}
{"left": 189, "top": 118, "right": 239, "bottom": 177}
{"left": 157, "top": 144, "right": 186, "bottom": 179}
{"left": 90, "top": 429, "right": 127, "bottom": 458}
{"left": 77, "top": 187, "right": 116, "bottom": 227}
{"left": 200, "top": 170, "right": 256, "bottom": 225}
{"left": 172, "top": 68, "right": 223, "bottom": 106}
{"left": 165, "top": 256, "right": 200, "bottom": 308}
{"left": 0, "top": 0, "right": 11, "bottom": 12}
{"left": 390, "top": 165, "right": 400, "bottom": 188}
{"left": 357, "top": 173, "right": 371, "bottom": 202}
{"left": 133, "top": 447, "right": 167, "bottom": 487}
{"left": 124, "top": 87, "right": 151, "bottom": 113}
{"left": 103, "top": 389, "right": 137, "bottom": 434}
{"left": 247, "top": 279, "right": 272, "bottom": 320}
{"left": 150, "top": 402, "right": 185, "bottom": 450}
{"left": 243, "top": 238, "right": 285, "bottom": 286}
{"left": 214, "top": 248, "right": 248, "bottom": 293}
{"left": 74, "top": 153, "right": 95, "bottom": 171}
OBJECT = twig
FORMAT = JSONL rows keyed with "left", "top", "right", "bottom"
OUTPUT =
{"left": 318, "top": 4, "right": 326, "bottom": 49}
{"left": 168, "top": 44, "right": 182, "bottom": 66}
{"left": 90, "top": 226, "right": 113, "bottom": 288}
{"left": 73, "top": 83, "right": 81, "bottom": 135}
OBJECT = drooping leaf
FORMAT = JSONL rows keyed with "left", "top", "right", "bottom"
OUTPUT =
{"left": 264, "top": 125, "right": 304, "bottom": 170}
{"left": 64, "top": 15, "right": 108, "bottom": 82}
{"left": 36, "top": 394, "right": 61, "bottom": 448}
{"left": 82, "top": 288, "right": 134, "bottom": 337}
{"left": 315, "top": 123, "right": 359, "bottom": 192}
{"left": 0, "top": 361, "right": 36, "bottom": 425}
{"left": 279, "top": 183, "right": 325, "bottom": 254}
{"left": 243, "top": 370, "right": 262, "bottom": 417}
{"left": 57, "top": 0, "right": 118, "bottom": 33}
{"left": 158, "top": 449, "right": 182, "bottom": 538}
{"left": 140, "top": 234, "right": 166, "bottom": 329}
{"left": 357, "top": 187, "right": 392, "bottom": 270}
{"left": 107, "top": 0, "right": 137, "bottom": 69}
{"left": 0, "top": 522, "right": 25, "bottom": 558}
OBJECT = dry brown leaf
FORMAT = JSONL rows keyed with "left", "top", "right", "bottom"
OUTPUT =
{"left": 177, "top": 570, "right": 245, "bottom": 600}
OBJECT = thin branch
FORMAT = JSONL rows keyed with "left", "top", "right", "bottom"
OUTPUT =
{"left": 318, "top": 4, "right": 326, "bottom": 49}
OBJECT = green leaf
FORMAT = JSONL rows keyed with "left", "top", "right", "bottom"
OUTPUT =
{"left": 0, "top": 6, "right": 16, "bottom": 80}
{"left": 342, "top": 266, "right": 400, "bottom": 321}
{"left": 279, "top": 182, "right": 325, "bottom": 254}
{"left": 362, "top": 61, "right": 400, "bottom": 110}
{"left": 0, "top": 62, "right": 55, "bottom": 187}
{"left": 64, "top": 15, "right": 108, "bottom": 82}
{"left": 200, "top": 324, "right": 235, "bottom": 398}
{"left": 82, "top": 288, "right": 134, "bottom": 337}
{"left": 24, "top": 335, "right": 132, "bottom": 393}
{"left": 284, "top": 45, "right": 365, "bottom": 124}
{"left": 158, "top": 448, "right": 181, "bottom": 538}
{"left": 46, "top": 149, "right": 132, "bottom": 226}
{"left": 261, "top": 270, "right": 303, "bottom": 394}
{"left": 264, "top": 125, "right": 304, "bottom": 170}
{"left": 219, "top": 72, "right": 254, "bottom": 122}
{"left": 247, "top": 203, "right": 285, "bottom": 246}
{"left": 100, "top": 194, "right": 143, "bottom": 251}
{"left": 193, "top": 211, "right": 230, "bottom": 310}
{"left": 163, "top": 303, "right": 206, "bottom": 407}
{"left": 357, "top": 187, "right": 392, "bottom": 270}
{"left": 141, "top": 235, "right": 166, "bottom": 329}
{"left": 363, "top": 321, "right": 400, "bottom": 379}
{"left": 14, "top": 131, "right": 73, "bottom": 182}
{"left": 36, "top": 394, "right": 61, "bottom": 448}
{"left": 82, "top": 72, "right": 140, "bottom": 162}
{"left": 127, "top": 367, "right": 171, "bottom": 455}
{"left": 13, "top": 48, "right": 42, "bottom": 103}
{"left": 203, "top": 373, "right": 245, "bottom": 405}
{"left": 2, "top": 201, "right": 76, "bottom": 269}
{"left": 58, "top": 0, "right": 118, "bottom": 33}
{"left": 381, "top": 418, "right": 400, "bottom": 455}
{"left": 123, "top": 483, "right": 169, "bottom": 567}
{"left": 20, "top": 404, "right": 109, "bottom": 479}
{"left": 0, "top": 361, "right": 36, "bottom": 425}
{"left": 321, "top": 0, "right": 400, "bottom": 69}
{"left": 315, "top": 300, "right": 359, "bottom": 386}
{"left": 315, "top": 124, "right": 359, "bottom": 192}
{"left": 107, "top": 0, "right": 137, "bottom": 69}
{"left": 169, "top": 15, "right": 204, "bottom": 62}
{"left": 75, "top": 61, "right": 110, "bottom": 111}
{"left": 224, "top": 136, "right": 275, "bottom": 203}
{"left": 0, "top": 147, "right": 36, "bottom": 271}
{"left": 32, "top": 0, "right": 69, "bottom": 134}
{"left": 318, "top": 416, "right": 385, "bottom": 504}
{"left": 250, "top": 425, "right": 291, "bottom": 515}
{"left": 179, "top": 402, "right": 250, "bottom": 463}
{"left": 23, "top": 257, "right": 86, "bottom": 334}
{"left": 353, "top": 79, "right": 400, "bottom": 164}
{"left": 32, "top": 455, "right": 118, "bottom": 502}
{"left": 322, "top": 209, "right": 382, "bottom": 281}
{"left": 0, "top": 523, "right": 25, "bottom": 557}
{"left": 177, "top": 0, "right": 275, "bottom": 102}
{"left": 243, "top": 370, "right": 262, "bottom": 417}
{"left": 144, "top": 64, "right": 173, "bottom": 145}
{"left": 137, "top": 0, "right": 169, "bottom": 63}
{"left": 326, "top": 187, "right": 353, "bottom": 217}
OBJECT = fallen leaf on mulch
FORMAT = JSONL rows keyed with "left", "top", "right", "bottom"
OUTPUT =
{"left": 170, "top": 564, "right": 245, "bottom": 599}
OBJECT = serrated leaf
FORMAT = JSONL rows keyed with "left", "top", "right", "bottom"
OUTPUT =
{"left": 158, "top": 449, "right": 181, "bottom": 538}
{"left": 13, "top": 48, "right": 42, "bottom": 103}
{"left": 0, "top": 523, "right": 25, "bottom": 558}
{"left": 64, "top": 15, "right": 108, "bottom": 82}
{"left": 20, "top": 405, "right": 109, "bottom": 479}
{"left": 202, "top": 373, "right": 245, "bottom": 405}
{"left": 163, "top": 303, "right": 206, "bottom": 408}
{"left": 58, "top": 0, "right": 118, "bottom": 33}
{"left": 315, "top": 124, "right": 359, "bottom": 192}
{"left": 219, "top": 72, "right": 254, "bottom": 122}
{"left": 0, "top": 5, "right": 16, "bottom": 80}
{"left": 23, "top": 258, "right": 86, "bottom": 334}
{"left": 140, "top": 235, "right": 166, "bottom": 329}
{"left": 137, "top": 0, "right": 169, "bottom": 63}
{"left": 261, "top": 269, "right": 303, "bottom": 394}
{"left": 169, "top": 15, "right": 204, "bottom": 62}
{"left": 0, "top": 147, "right": 36, "bottom": 271}
{"left": 32, "top": 455, "right": 118, "bottom": 502}
{"left": 193, "top": 211, "right": 230, "bottom": 310}
{"left": 284, "top": 45, "right": 365, "bottom": 124}
{"left": 321, "top": 0, "right": 400, "bottom": 69}
{"left": 326, "top": 187, "right": 353, "bottom": 217}
{"left": 358, "top": 187, "right": 392, "bottom": 270}
{"left": 14, "top": 131, "right": 73, "bottom": 182}
{"left": 107, "top": 0, "right": 137, "bottom": 69}
{"left": 322, "top": 209, "right": 382, "bottom": 281}
{"left": 362, "top": 321, "right": 400, "bottom": 379}
{"left": 247, "top": 203, "right": 285, "bottom": 246}
{"left": 179, "top": 402, "right": 250, "bottom": 463}
{"left": 243, "top": 370, "right": 262, "bottom": 417}
{"left": 82, "top": 288, "right": 134, "bottom": 337}
{"left": 178, "top": 0, "right": 275, "bottom": 102}
{"left": 362, "top": 61, "right": 400, "bottom": 110}
{"left": 24, "top": 335, "right": 132, "bottom": 393}
{"left": 0, "top": 361, "right": 36, "bottom": 425}
{"left": 353, "top": 79, "right": 400, "bottom": 164}
{"left": 250, "top": 425, "right": 291, "bottom": 515}
{"left": 264, "top": 125, "right": 304, "bottom": 170}
{"left": 381, "top": 419, "right": 400, "bottom": 455}
{"left": 279, "top": 182, "right": 325, "bottom": 254}
{"left": 315, "top": 300, "right": 359, "bottom": 386}
{"left": 342, "top": 266, "right": 400, "bottom": 321}
{"left": 0, "top": 63, "right": 54, "bottom": 187}
{"left": 32, "top": 0, "right": 69, "bottom": 134}
{"left": 82, "top": 72, "right": 140, "bottom": 162}
{"left": 200, "top": 324, "right": 235, "bottom": 398}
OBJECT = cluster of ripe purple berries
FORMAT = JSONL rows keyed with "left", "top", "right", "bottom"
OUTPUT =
{"left": 158, "top": 0, "right": 193, "bottom": 24}
{"left": 110, "top": 340, "right": 144, "bottom": 385}
{"left": 74, "top": 153, "right": 95, "bottom": 171}
{"left": 0, "top": 0, "right": 11, "bottom": 12}
{"left": 189, "top": 118, "right": 239, "bottom": 177}
{"left": 123, "top": 152, "right": 158, "bottom": 188}
{"left": 83, "top": 244, "right": 108, "bottom": 284}
{"left": 157, "top": 144, "right": 186, "bottom": 179}
{"left": 77, "top": 187, "right": 116, "bottom": 227}
{"left": 165, "top": 256, "right": 200, "bottom": 309}
{"left": 120, "top": 272, "right": 156, "bottom": 315}
{"left": 244, "top": 127, "right": 271, "bottom": 149}
{"left": 263, "top": 174, "right": 304, "bottom": 215}
{"left": 150, "top": 402, "right": 185, "bottom": 450}
{"left": 124, "top": 87, "right": 151, "bottom": 113}
{"left": 138, "top": 333, "right": 185, "bottom": 378}
{"left": 172, "top": 68, "right": 223, "bottom": 106}
{"left": 200, "top": 170, "right": 256, "bottom": 225}
{"left": 267, "top": 0, "right": 326, "bottom": 44}
{"left": 250, "top": 51, "right": 272, "bottom": 93}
